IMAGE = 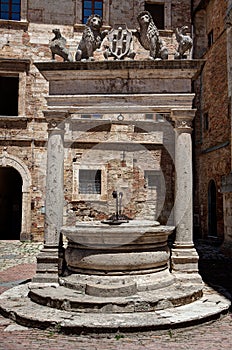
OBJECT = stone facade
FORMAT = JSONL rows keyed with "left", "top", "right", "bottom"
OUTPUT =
{"left": 0, "top": 0, "right": 194, "bottom": 241}
{"left": 2, "top": 0, "right": 231, "bottom": 248}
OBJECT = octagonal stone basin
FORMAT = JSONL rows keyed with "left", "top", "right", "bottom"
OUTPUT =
{"left": 61, "top": 220, "right": 174, "bottom": 275}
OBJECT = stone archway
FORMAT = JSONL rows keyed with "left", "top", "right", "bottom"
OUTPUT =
{"left": 0, "top": 149, "right": 32, "bottom": 241}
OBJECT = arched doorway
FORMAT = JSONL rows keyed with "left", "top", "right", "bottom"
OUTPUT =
{"left": 0, "top": 167, "right": 22, "bottom": 239}
{"left": 0, "top": 151, "right": 32, "bottom": 241}
{"left": 208, "top": 179, "right": 217, "bottom": 236}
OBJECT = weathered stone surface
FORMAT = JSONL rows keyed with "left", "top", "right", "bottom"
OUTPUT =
{"left": 0, "top": 283, "right": 230, "bottom": 333}
{"left": 59, "top": 269, "right": 175, "bottom": 294}
{"left": 28, "top": 280, "right": 203, "bottom": 313}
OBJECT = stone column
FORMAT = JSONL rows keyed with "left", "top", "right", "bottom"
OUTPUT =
{"left": 171, "top": 109, "right": 200, "bottom": 274}
{"left": 34, "top": 118, "right": 65, "bottom": 282}
{"left": 20, "top": 191, "right": 31, "bottom": 241}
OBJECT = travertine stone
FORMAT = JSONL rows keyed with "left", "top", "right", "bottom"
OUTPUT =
{"left": 62, "top": 221, "right": 173, "bottom": 274}
{"left": 34, "top": 116, "right": 65, "bottom": 282}
{"left": 33, "top": 60, "right": 204, "bottom": 282}
{"left": 45, "top": 119, "right": 65, "bottom": 245}
{"left": 171, "top": 109, "right": 199, "bottom": 273}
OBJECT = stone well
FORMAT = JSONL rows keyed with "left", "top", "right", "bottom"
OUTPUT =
{"left": 0, "top": 60, "right": 230, "bottom": 332}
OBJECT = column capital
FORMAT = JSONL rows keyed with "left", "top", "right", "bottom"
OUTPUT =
{"left": 47, "top": 119, "right": 65, "bottom": 133}
{"left": 44, "top": 110, "right": 69, "bottom": 132}
{"left": 171, "top": 109, "right": 196, "bottom": 133}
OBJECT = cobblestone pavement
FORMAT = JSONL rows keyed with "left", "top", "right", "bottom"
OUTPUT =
{"left": 0, "top": 239, "right": 232, "bottom": 350}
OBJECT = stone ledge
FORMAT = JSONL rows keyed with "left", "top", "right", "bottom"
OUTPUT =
{"left": 35, "top": 59, "right": 205, "bottom": 76}
{"left": 0, "top": 58, "right": 30, "bottom": 72}
{"left": 27, "top": 281, "right": 203, "bottom": 313}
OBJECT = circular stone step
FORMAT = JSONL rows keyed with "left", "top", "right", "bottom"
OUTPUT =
{"left": 0, "top": 283, "right": 230, "bottom": 334}
{"left": 59, "top": 269, "right": 175, "bottom": 296}
{"left": 28, "top": 279, "right": 204, "bottom": 313}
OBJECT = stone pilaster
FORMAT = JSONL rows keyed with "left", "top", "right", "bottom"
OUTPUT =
{"left": 171, "top": 109, "right": 199, "bottom": 273}
{"left": 34, "top": 117, "right": 65, "bottom": 282}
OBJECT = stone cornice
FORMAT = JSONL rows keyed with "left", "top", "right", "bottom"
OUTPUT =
{"left": 0, "top": 20, "right": 29, "bottom": 30}
{"left": 35, "top": 60, "right": 205, "bottom": 82}
{"left": 46, "top": 94, "right": 195, "bottom": 112}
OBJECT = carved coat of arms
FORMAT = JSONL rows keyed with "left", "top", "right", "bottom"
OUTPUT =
{"left": 104, "top": 24, "right": 135, "bottom": 60}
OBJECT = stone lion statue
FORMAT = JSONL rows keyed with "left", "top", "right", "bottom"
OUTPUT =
{"left": 49, "top": 28, "right": 73, "bottom": 62}
{"left": 134, "top": 11, "right": 168, "bottom": 60}
{"left": 75, "top": 14, "right": 108, "bottom": 61}
{"left": 174, "top": 26, "right": 193, "bottom": 59}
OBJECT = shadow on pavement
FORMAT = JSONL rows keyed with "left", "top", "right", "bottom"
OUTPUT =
{"left": 195, "top": 238, "right": 232, "bottom": 307}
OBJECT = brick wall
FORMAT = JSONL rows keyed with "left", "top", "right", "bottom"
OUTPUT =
{"left": 193, "top": 0, "right": 231, "bottom": 238}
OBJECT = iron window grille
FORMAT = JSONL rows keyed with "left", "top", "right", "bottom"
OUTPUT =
{"left": 79, "top": 169, "right": 101, "bottom": 194}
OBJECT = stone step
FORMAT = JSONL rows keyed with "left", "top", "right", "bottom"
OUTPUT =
{"left": 59, "top": 269, "right": 175, "bottom": 296}
{"left": 28, "top": 279, "right": 203, "bottom": 313}
{"left": 0, "top": 284, "right": 230, "bottom": 333}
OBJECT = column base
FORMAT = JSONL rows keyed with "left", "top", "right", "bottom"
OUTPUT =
{"left": 33, "top": 245, "right": 60, "bottom": 283}
{"left": 171, "top": 244, "right": 199, "bottom": 273}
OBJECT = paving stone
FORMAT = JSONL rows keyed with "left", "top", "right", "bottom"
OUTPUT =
{"left": 4, "top": 324, "right": 29, "bottom": 332}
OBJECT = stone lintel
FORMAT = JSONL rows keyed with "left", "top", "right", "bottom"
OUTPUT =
{"left": 171, "top": 109, "right": 196, "bottom": 119}
{"left": 46, "top": 94, "right": 195, "bottom": 110}
{"left": 35, "top": 60, "right": 205, "bottom": 78}
{"left": 0, "top": 57, "right": 30, "bottom": 73}
{"left": 35, "top": 60, "right": 204, "bottom": 95}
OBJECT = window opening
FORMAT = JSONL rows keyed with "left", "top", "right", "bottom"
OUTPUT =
{"left": 0, "top": 0, "right": 21, "bottom": 21}
{"left": 144, "top": 170, "right": 160, "bottom": 188}
{"left": 145, "top": 2, "right": 164, "bottom": 29}
{"left": 79, "top": 169, "right": 101, "bottom": 194}
{"left": 0, "top": 76, "right": 19, "bottom": 116}
{"left": 208, "top": 30, "right": 213, "bottom": 47}
{"left": 208, "top": 180, "right": 217, "bottom": 236}
{"left": 204, "top": 112, "right": 209, "bottom": 131}
{"left": 82, "top": 0, "right": 103, "bottom": 24}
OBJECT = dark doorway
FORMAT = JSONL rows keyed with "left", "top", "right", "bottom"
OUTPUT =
{"left": 0, "top": 167, "right": 22, "bottom": 239}
{"left": 208, "top": 179, "right": 217, "bottom": 236}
